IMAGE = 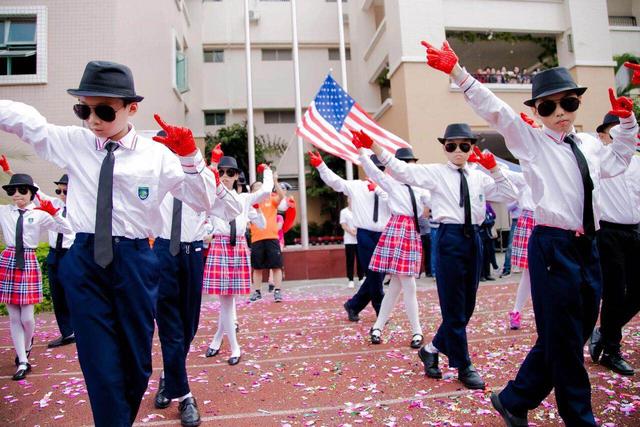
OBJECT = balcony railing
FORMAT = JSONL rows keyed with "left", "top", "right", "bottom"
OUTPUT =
{"left": 609, "top": 16, "right": 638, "bottom": 27}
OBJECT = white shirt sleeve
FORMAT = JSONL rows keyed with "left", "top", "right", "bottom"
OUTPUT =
{"left": 317, "top": 163, "right": 353, "bottom": 196}
{"left": 378, "top": 149, "right": 441, "bottom": 191}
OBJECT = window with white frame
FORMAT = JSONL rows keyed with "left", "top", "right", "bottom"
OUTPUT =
{"left": 328, "top": 48, "right": 350, "bottom": 60}
{"left": 262, "top": 48, "right": 292, "bottom": 61}
{"left": 264, "top": 110, "right": 295, "bottom": 124}
{"left": 204, "top": 111, "right": 226, "bottom": 126}
{"left": 174, "top": 38, "right": 188, "bottom": 93}
{"left": 0, "top": 17, "right": 36, "bottom": 76}
{"left": 203, "top": 49, "right": 224, "bottom": 63}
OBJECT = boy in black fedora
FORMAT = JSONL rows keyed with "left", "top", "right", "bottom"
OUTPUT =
{"left": 0, "top": 60, "right": 217, "bottom": 427}
{"left": 422, "top": 40, "right": 637, "bottom": 426}
{"left": 588, "top": 112, "right": 640, "bottom": 377}
{"left": 365, "top": 123, "right": 517, "bottom": 390}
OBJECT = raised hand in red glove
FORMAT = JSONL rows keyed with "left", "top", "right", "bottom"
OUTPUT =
{"left": 252, "top": 203, "right": 260, "bottom": 209}
{"left": 473, "top": 146, "right": 497, "bottom": 170}
{"left": 624, "top": 62, "right": 640, "bottom": 85}
{"left": 351, "top": 130, "right": 374, "bottom": 149}
{"left": 35, "top": 199, "right": 60, "bottom": 216}
{"left": 152, "top": 114, "right": 197, "bottom": 156}
{"left": 210, "top": 143, "right": 224, "bottom": 165}
{"left": 467, "top": 150, "right": 479, "bottom": 163}
{"left": 0, "top": 155, "right": 11, "bottom": 173}
{"left": 520, "top": 112, "right": 540, "bottom": 128}
{"left": 308, "top": 151, "right": 323, "bottom": 168}
{"left": 608, "top": 88, "right": 634, "bottom": 119}
{"left": 257, "top": 163, "right": 269, "bottom": 174}
{"left": 367, "top": 179, "right": 377, "bottom": 192}
{"left": 420, "top": 40, "right": 458, "bottom": 74}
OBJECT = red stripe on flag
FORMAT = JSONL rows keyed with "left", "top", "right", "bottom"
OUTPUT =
{"left": 299, "top": 110, "right": 359, "bottom": 163}
{"left": 307, "top": 108, "right": 359, "bottom": 156}
{"left": 352, "top": 104, "right": 409, "bottom": 147}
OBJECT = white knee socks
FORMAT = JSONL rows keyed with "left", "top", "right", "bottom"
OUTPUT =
{"left": 372, "top": 275, "right": 422, "bottom": 336}
{"left": 8, "top": 304, "right": 34, "bottom": 364}
{"left": 513, "top": 269, "right": 531, "bottom": 313}
{"left": 209, "top": 296, "right": 241, "bottom": 357}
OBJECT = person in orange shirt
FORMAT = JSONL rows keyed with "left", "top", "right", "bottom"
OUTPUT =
{"left": 249, "top": 166, "right": 285, "bottom": 302}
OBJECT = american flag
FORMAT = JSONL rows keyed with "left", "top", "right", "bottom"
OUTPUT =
{"left": 297, "top": 74, "right": 410, "bottom": 164}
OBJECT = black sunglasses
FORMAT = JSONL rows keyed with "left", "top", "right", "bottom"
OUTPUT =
{"left": 6, "top": 186, "right": 29, "bottom": 196}
{"left": 536, "top": 97, "right": 581, "bottom": 117}
{"left": 444, "top": 142, "right": 472, "bottom": 153}
{"left": 55, "top": 189, "right": 68, "bottom": 195}
{"left": 219, "top": 169, "right": 237, "bottom": 178}
{"left": 73, "top": 104, "right": 124, "bottom": 122}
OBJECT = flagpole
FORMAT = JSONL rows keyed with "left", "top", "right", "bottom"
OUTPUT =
{"left": 291, "top": 0, "right": 309, "bottom": 249}
{"left": 336, "top": 0, "right": 353, "bottom": 180}
{"left": 244, "top": 0, "right": 256, "bottom": 183}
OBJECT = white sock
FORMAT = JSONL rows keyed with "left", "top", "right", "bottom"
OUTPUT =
{"left": 20, "top": 304, "right": 35, "bottom": 351}
{"left": 513, "top": 269, "right": 531, "bottom": 313}
{"left": 160, "top": 370, "right": 165, "bottom": 379}
{"left": 8, "top": 304, "right": 27, "bottom": 363}
{"left": 232, "top": 297, "right": 238, "bottom": 325}
{"left": 400, "top": 275, "right": 422, "bottom": 335}
{"left": 177, "top": 392, "right": 192, "bottom": 402}
{"left": 220, "top": 296, "right": 241, "bottom": 358}
{"left": 372, "top": 275, "right": 402, "bottom": 331}
{"left": 209, "top": 309, "right": 225, "bottom": 350}
{"left": 425, "top": 342, "right": 439, "bottom": 354}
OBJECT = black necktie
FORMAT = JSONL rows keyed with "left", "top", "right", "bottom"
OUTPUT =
{"left": 405, "top": 184, "right": 420, "bottom": 231}
{"left": 55, "top": 206, "right": 66, "bottom": 251}
{"left": 94, "top": 141, "right": 117, "bottom": 268}
{"left": 564, "top": 134, "right": 595, "bottom": 238}
{"left": 15, "top": 209, "right": 25, "bottom": 269}
{"left": 229, "top": 219, "right": 237, "bottom": 246}
{"left": 373, "top": 193, "right": 379, "bottom": 223}
{"left": 458, "top": 168, "right": 472, "bottom": 237}
{"left": 169, "top": 198, "right": 182, "bottom": 256}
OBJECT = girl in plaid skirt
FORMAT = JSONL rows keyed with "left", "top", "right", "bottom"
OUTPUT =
{"left": 203, "top": 155, "right": 272, "bottom": 365}
{"left": 351, "top": 134, "right": 430, "bottom": 349}
{"left": 0, "top": 173, "right": 72, "bottom": 380}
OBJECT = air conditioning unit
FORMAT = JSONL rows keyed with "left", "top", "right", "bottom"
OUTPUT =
{"left": 249, "top": 10, "right": 260, "bottom": 22}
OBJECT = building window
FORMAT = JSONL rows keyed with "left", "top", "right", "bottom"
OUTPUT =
{"left": 204, "top": 49, "right": 224, "bottom": 63}
{"left": 262, "top": 48, "right": 292, "bottom": 61}
{"left": 0, "top": 17, "right": 37, "bottom": 76}
{"left": 204, "top": 111, "right": 226, "bottom": 126}
{"left": 174, "top": 38, "right": 188, "bottom": 93}
{"left": 328, "top": 48, "right": 350, "bottom": 60}
{"left": 264, "top": 110, "right": 295, "bottom": 124}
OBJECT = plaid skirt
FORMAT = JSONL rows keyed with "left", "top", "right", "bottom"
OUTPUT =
{"left": 203, "top": 235, "right": 251, "bottom": 295}
{"left": 0, "top": 247, "right": 43, "bottom": 305}
{"left": 370, "top": 215, "right": 422, "bottom": 277}
{"left": 511, "top": 209, "right": 535, "bottom": 269}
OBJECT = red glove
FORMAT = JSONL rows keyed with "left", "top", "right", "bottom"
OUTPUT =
{"left": 283, "top": 198, "right": 297, "bottom": 233}
{"left": 210, "top": 143, "right": 224, "bottom": 164}
{"left": 473, "top": 146, "right": 497, "bottom": 170}
{"left": 308, "top": 151, "right": 323, "bottom": 168}
{"left": 252, "top": 203, "right": 260, "bottom": 209}
{"left": 420, "top": 40, "right": 458, "bottom": 74}
{"left": 152, "top": 114, "right": 197, "bottom": 156}
{"left": 351, "top": 130, "right": 374, "bottom": 149}
{"left": 520, "top": 112, "right": 540, "bottom": 128}
{"left": 35, "top": 199, "right": 59, "bottom": 216}
{"left": 367, "top": 179, "right": 377, "bottom": 192}
{"left": 0, "top": 155, "right": 10, "bottom": 172}
{"left": 257, "top": 163, "right": 269, "bottom": 174}
{"left": 624, "top": 62, "right": 640, "bottom": 85}
{"left": 608, "top": 88, "right": 634, "bottom": 119}
{"left": 467, "top": 150, "right": 479, "bottom": 163}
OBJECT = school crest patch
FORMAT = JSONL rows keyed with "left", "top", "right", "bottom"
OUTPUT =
{"left": 479, "top": 194, "right": 484, "bottom": 202}
{"left": 28, "top": 217, "right": 34, "bottom": 224}
{"left": 138, "top": 186, "right": 150, "bottom": 200}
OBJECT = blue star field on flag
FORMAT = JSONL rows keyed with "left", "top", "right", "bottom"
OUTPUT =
{"left": 313, "top": 75, "right": 356, "bottom": 132}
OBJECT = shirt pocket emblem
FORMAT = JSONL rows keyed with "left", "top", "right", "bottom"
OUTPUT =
{"left": 28, "top": 217, "right": 34, "bottom": 224}
{"left": 138, "top": 186, "right": 150, "bottom": 200}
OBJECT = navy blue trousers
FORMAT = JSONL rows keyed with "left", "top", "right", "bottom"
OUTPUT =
{"left": 499, "top": 226, "right": 601, "bottom": 427}
{"left": 61, "top": 233, "right": 160, "bottom": 427}
{"left": 153, "top": 238, "right": 205, "bottom": 399}
{"left": 46, "top": 247, "right": 73, "bottom": 338}
{"left": 347, "top": 228, "right": 384, "bottom": 315}
{"left": 432, "top": 224, "right": 482, "bottom": 369}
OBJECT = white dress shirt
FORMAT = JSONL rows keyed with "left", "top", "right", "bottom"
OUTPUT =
{"left": 35, "top": 190, "right": 76, "bottom": 249}
{"left": 360, "top": 153, "right": 431, "bottom": 218}
{"left": 379, "top": 150, "right": 518, "bottom": 225}
{"left": 600, "top": 155, "right": 640, "bottom": 224}
{"left": 452, "top": 72, "right": 639, "bottom": 232}
{"left": 502, "top": 170, "right": 536, "bottom": 212}
{"left": 317, "top": 163, "right": 391, "bottom": 232}
{"left": 0, "top": 203, "right": 72, "bottom": 248}
{"left": 339, "top": 208, "right": 358, "bottom": 244}
{"left": 0, "top": 100, "right": 217, "bottom": 239}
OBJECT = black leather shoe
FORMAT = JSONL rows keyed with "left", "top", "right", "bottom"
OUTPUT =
{"left": 343, "top": 302, "right": 359, "bottom": 322}
{"left": 370, "top": 328, "right": 382, "bottom": 344}
{"left": 484, "top": 275, "right": 496, "bottom": 281}
{"left": 417, "top": 347, "right": 442, "bottom": 379}
{"left": 490, "top": 392, "right": 529, "bottom": 427}
{"left": 154, "top": 377, "right": 171, "bottom": 409}
{"left": 600, "top": 352, "right": 635, "bottom": 376}
{"left": 47, "top": 335, "right": 76, "bottom": 348}
{"left": 458, "top": 365, "right": 485, "bottom": 389}
{"left": 179, "top": 396, "right": 201, "bottom": 427}
{"left": 589, "top": 327, "right": 603, "bottom": 363}
{"left": 410, "top": 334, "right": 424, "bottom": 349}
{"left": 228, "top": 354, "right": 242, "bottom": 366}
{"left": 205, "top": 346, "right": 220, "bottom": 358}
{"left": 12, "top": 363, "right": 31, "bottom": 381}
{"left": 16, "top": 337, "right": 34, "bottom": 366}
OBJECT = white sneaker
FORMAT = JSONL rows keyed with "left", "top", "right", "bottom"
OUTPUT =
{"left": 347, "top": 281, "right": 355, "bottom": 288}
{"left": 359, "top": 277, "right": 366, "bottom": 285}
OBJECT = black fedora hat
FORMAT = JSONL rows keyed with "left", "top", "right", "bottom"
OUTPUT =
{"left": 54, "top": 174, "right": 69, "bottom": 185}
{"left": 395, "top": 147, "right": 418, "bottom": 161}
{"left": 370, "top": 154, "right": 384, "bottom": 169}
{"left": 2, "top": 173, "right": 39, "bottom": 194}
{"left": 67, "top": 61, "right": 144, "bottom": 102}
{"left": 218, "top": 156, "right": 239, "bottom": 170}
{"left": 437, "top": 123, "right": 477, "bottom": 144}
{"left": 524, "top": 67, "right": 587, "bottom": 107}
{"left": 596, "top": 113, "right": 620, "bottom": 134}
